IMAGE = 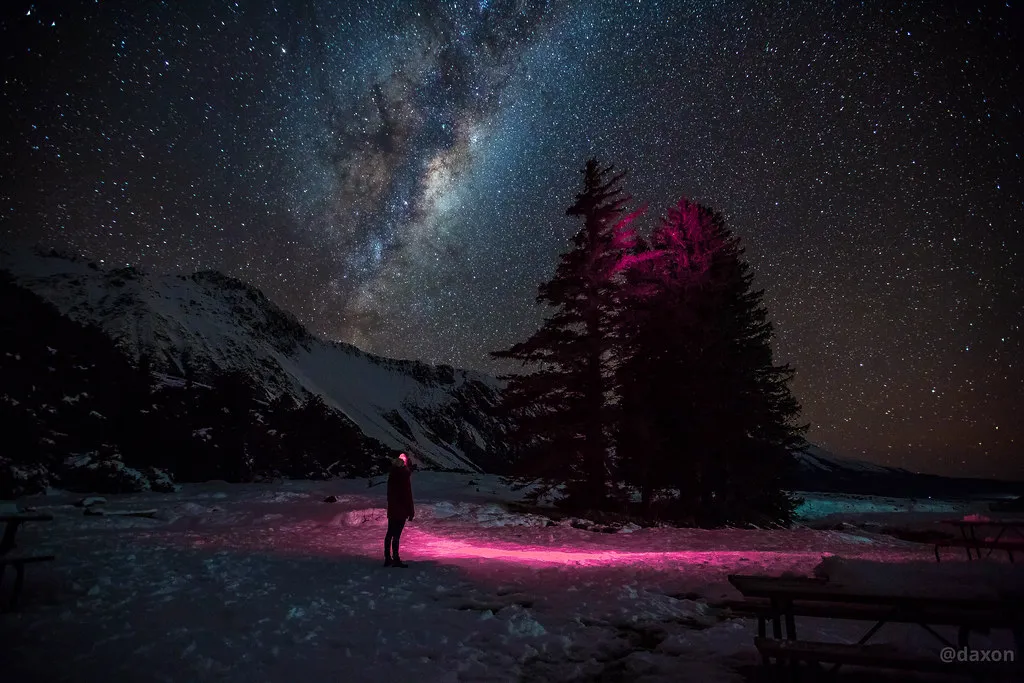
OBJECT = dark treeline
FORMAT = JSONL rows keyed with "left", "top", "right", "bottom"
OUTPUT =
{"left": 0, "top": 272, "right": 388, "bottom": 498}
{"left": 492, "top": 159, "right": 806, "bottom": 527}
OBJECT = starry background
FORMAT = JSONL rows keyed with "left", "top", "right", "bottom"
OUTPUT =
{"left": 2, "top": 1, "right": 1021, "bottom": 479}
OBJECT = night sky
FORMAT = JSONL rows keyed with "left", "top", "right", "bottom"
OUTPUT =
{"left": 2, "top": 1, "right": 1021, "bottom": 479}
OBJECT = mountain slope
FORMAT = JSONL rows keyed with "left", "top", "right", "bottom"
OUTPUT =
{"left": 790, "top": 445, "right": 1024, "bottom": 497}
{"left": 794, "top": 445, "right": 910, "bottom": 476}
{"left": 0, "top": 247, "right": 509, "bottom": 472}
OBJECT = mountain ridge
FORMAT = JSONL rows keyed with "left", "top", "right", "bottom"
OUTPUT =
{"left": 0, "top": 245, "right": 510, "bottom": 473}
{"left": 5, "top": 245, "right": 1020, "bottom": 498}
{"left": 790, "top": 445, "right": 1024, "bottom": 498}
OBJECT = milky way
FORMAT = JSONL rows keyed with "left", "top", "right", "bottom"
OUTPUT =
{"left": 2, "top": 1, "right": 1021, "bottom": 478}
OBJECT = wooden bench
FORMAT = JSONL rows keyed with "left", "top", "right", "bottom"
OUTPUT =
{"left": 754, "top": 637, "right": 1021, "bottom": 679}
{"left": 730, "top": 573, "right": 1024, "bottom": 680}
{"left": 935, "top": 537, "right": 1024, "bottom": 562}
{"left": 0, "top": 512, "right": 53, "bottom": 554}
{"left": 717, "top": 598, "right": 900, "bottom": 638}
{"left": 938, "top": 519, "right": 1024, "bottom": 562}
{"left": 0, "top": 511, "right": 55, "bottom": 610}
{"left": 0, "top": 551, "right": 55, "bottom": 610}
{"left": 716, "top": 597, "right": 1013, "bottom": 645}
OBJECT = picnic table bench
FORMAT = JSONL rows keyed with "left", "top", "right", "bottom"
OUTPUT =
{"left": 0, "top": 511, "right": 55, "bottom": 610}
{"left": 726, "top": 573, "right": 1024, "bottom": 681}
{"left": 936, "top": 519, "right": 1024, "bottom": 563}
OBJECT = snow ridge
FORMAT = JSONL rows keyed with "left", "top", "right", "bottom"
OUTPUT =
{"left": 1, "top": 246, "right": 509, "bottom": 472}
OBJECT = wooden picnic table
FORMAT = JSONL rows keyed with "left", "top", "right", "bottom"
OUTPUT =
{"left": 730, "top": 574, "right": 1022, "bottom": 612}
{"left": 727, "top": 573, "right": 1024, "bottom": 678}
{"left": 0, "top": 512, "right": 55, "bottom": 610}
{"left": 0, "top": 512, "right": 53, "bottom": 555}
{"left": 730, "top": 573, "right": 1022, "bottom": 642}
{"left": 939, "top": 518, "right": 1024, "bottom": 561}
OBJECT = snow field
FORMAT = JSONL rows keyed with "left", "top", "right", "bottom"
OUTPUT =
{"left": 2, "top": 473, "right": 1020, "bottom": 682}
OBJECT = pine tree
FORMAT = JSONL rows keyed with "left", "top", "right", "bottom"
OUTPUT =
{"left": 613, "top": 235, "right": 662, "bottom": 517}
{"left": 205, "top": 369, "right": 262, "bottom": 482}
{"left": 617, "top": 198, "right": 804, "bottom": 526}
{"left": 492, "top": 159, "right": 642, "bottom": 510}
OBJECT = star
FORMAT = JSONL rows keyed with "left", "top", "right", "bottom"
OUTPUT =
{"left": 1, "top": 0, "right": 1020, "bottom": 479}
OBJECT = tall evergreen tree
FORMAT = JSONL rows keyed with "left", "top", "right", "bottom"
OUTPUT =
{"left": 613, "top": 234, "right": 662, "bottom": 516}
{"left": 492, "top": 159, "right": 642, "bottom": 510}
{"left": 617, "top": 198, "right": 805, "bottom": 526}
{"left": 191, "top": 368, "right": 264, "bottom": 483}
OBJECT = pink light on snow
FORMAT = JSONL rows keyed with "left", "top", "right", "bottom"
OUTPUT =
{"left": 413, "top": 531, "right": 831, "bottom": 568}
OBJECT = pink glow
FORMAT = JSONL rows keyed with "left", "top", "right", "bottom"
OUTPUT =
{"left": 154, "top": 505, "right": 934, "bottom": 575}
{"left": 168, "top": 523, "right": 845, "bottom": 572}
{"left": 398, "top": 453, "right": 408, "bottom": 464}
{"left": 410, "top": 530, "right": 831, "bottom": 568}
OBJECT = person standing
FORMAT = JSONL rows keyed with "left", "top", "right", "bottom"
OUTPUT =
{"left": 384, "top": 452, "right": 414, "bottom": 567}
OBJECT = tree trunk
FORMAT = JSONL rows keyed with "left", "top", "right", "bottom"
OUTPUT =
{"left": 584, "top": 301, "right": 605, "bottom": 509}
{"left": 640, "top": 481, "right": 652, "bottom": 519}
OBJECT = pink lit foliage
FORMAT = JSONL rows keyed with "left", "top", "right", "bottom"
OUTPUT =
{"left": 607, "top": 205, "right": 647, "bottom": 275}
{"left": 615, "top": 197, "right": 722, "bottom": 300}
{"left": 654, "top": 197, "right": 719, "bottom": 282}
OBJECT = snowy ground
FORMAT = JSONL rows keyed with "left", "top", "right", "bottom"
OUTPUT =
{"left": 2, "top": 474, "right": 1021, "bottom": 682}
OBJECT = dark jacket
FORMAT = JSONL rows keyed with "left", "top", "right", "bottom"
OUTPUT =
{"left": 387, "top": 461, "right": 414, "bottom": 520}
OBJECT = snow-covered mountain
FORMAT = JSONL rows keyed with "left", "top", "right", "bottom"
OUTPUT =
{"left": 0, "top": 246, "right": 509, "bottom": 473}
{"left": 790, "top": 444, "right": 1022, "bottom": 497}
{"left": 794, "top": 445, "right": 910, "bottom": 476}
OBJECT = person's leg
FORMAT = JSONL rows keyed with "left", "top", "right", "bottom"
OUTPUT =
{"left": 384, "top": 518, "right": 397, "bottom": 565}
{"left": 391, "top": 518, "right": 407, "bottom": 565}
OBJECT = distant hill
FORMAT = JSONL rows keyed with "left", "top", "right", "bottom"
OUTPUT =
{"left": 789, "top": 445, "right": 1024, "bottom": 498}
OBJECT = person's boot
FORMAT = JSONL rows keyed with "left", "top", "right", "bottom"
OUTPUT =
{"left": 383, "top": 554, "right": 393, "bottom": 567}
{"left": 391, "top": 557, "right": 408, "bottom": 568}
